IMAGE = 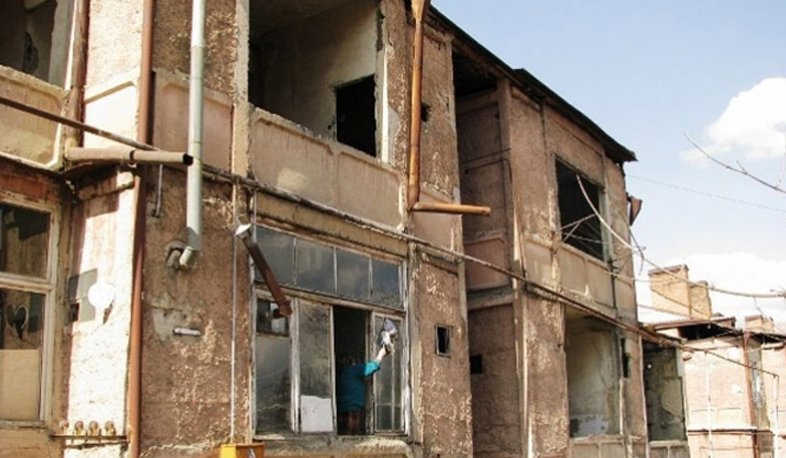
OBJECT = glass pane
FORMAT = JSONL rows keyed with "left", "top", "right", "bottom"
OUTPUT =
{"left": 256, "top": 226, "right": 295, "bottom": 285}
{"left": 0, "top": 288, "right": 45, "bottom": 421}
{"left": 296, "top": 240, "right": 335, "bottom": 293}
{"left": 299, "top": 303, "right": 333, "bottom": 432}
{"left": 371, "top": 259, "right": 401, "bottom": 308}
{"left": 257, "top": 299, "right": 288, "bottom": 335}
{"left": 336, "top": 249, "right": 370, "bottom": 301}
{"left": 255, "top": 335, "right": 291, "bottom": 432}
{"left": 374, "top": 315, "right": 403, "bottom": 432}
{"left": 0, "top": 204, "right": 50, "bottom": 278}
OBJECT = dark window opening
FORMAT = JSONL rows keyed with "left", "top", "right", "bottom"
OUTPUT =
{"left": 436, "top": 325, "right": 451, "bottom": 356}
{"left": 556, "top": 160, "right": 604, "bottom": 260}
{"left": 248, "top": 0, "right": 380, "bottom": 153}
{"left": 336, "top": 76, "right": 377, "bottom": 157}
{"left": 334, "top": 306, "right": 369, "bottom": 435}
{"left": 469, "top": 355, "right": 483, "bottom": 374}
{"left": 620, "top": 338, "right": 630, "bottom": 378}
{"left": 0, "top": 0, "right": 69, "bottom": 85}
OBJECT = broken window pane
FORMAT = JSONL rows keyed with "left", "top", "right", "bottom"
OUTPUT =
{"left": 371, "top": 259, "right": 401, "bottom": 308}
{"left": 255, "top": 333, "right": 291, "bottom": 433}
{"left": 0, "top": 288, "right": 45, "bottom": 421}
{"left": 299, "top": 303, "right": 333, "bottom": 432}
{"left": 336, "top": 249, "right": 370, "bottom": 301}
{"left": 296, "top": 240, "right": 335, "bottom": 293}
{"left": 257, "top": 299, "right": 288, "bottom": 336}
{"left": 256, "top": 226, "right": 295, "bottom": 285}
{"left": 374, "top": 315, "right": 403, "bottom": 432}
{"left": 0, "top": 204, "right": 50, "bottom": 279}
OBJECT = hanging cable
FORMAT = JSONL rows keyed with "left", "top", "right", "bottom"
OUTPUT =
{"left": 576, "top": 175, "right": 786, "bottom": 300}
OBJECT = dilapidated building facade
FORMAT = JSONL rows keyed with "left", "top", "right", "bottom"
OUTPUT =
{"left": 436, "top": 17, "right": 648, "bottom": 458}
{"left": 1, "top": 1, "right": 646, "bottom": 458}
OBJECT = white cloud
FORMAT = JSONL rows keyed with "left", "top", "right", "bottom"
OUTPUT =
{"left": 682, "top": 77, "right": 786, "bottom": 161}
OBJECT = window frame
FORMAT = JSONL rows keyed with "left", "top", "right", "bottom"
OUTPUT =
{"left": 0, "top": 191, "right": 59, "bottom": 426}
{"left": 555, "top": 159, "right": 609, "bottom": 261}
{"left": 253, "top": 290, "right": 408, "bottom": 437}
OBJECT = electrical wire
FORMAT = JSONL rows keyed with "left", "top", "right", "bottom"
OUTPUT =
{"left": 627, "top": 174, "right": 786, "bottom": 214}
{"left": 576, "top": 175, "right": 786, "bottom": 300}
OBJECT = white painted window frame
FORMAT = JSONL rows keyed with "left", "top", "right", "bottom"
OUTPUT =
{"left": 0, "top": 190, "right": 59, "bottom": 426}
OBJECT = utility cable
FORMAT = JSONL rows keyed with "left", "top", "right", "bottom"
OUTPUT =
{"left": 576, "top": 175, "right": 786, "bottom": 300}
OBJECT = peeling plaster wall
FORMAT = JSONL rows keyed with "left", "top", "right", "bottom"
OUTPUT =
{"left": 412, "top": 256, "right": 473, "bottom": 458}
{"left": 468, "top": 304, "right": 521, "bottom": 458}
{"left": 86, "top": 0, "right": 142, "bottom": 88}
{"left": 565, "top": 319, "right": 620, "bottom": 437}
{"left": 154, "top": 0, "right": 238, "bottom": 95}
{"left": 526, "top": 296, "right": 568, "bottom": 457}
{"left": 682, "top": 338, "right": 753, "bottom": 430}
{"left": 140, "top": 168, "right": 250, "bottom": 456}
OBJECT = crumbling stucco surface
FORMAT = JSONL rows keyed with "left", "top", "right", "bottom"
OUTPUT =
{"left": 412, "top": 256, "right": 473, "bottom": 458}
{"left": 154, "top": 0, "right": 237, "bottom": 96}
{"left": 468, "top": 304, "right": 521, "bottom": 458}
{"left": 141, "top": 168, "right": 250, "bottom": 456}
{"left": 86, "top": 0, "right": 142, "bottom": 88}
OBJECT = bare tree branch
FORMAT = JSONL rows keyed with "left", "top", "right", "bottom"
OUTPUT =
{"left": 684, "top": 133, "right": 786, "bottom": 195}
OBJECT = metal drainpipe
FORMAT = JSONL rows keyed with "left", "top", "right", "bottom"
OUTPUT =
{"left": 179, "top": 0, "right": 206, "bottom": 268}
{"left": 406, "top": 0, "right": 429, "bottom": 210}
{"left": 128, "top": 0, "right": 155, "bottom": 456}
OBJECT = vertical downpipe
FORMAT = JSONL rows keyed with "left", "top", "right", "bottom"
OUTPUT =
{"left": 129, "top": 0, "right": 155, "bottom": 456}
{"left": 180, "top": 0, "right": 206, "bottom": 268}
{"left": 406, "top": 0, "right": 430, "bottom": 210}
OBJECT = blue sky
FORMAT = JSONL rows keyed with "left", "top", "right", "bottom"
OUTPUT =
{"left": 433, "top": 0, "right": 786, "bottom": 322}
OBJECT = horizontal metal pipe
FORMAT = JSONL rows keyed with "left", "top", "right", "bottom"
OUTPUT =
{"left": 411, "top": 201, "right": 491, "bottom": 216}
{"left": 235, "top": 224, "right": 292, "bottom": 317}
{"left": 0, "top": 95, "right": 156, "bottom": 152}
{"left": 67, "top": 147, "right": 193, "bottom": 165}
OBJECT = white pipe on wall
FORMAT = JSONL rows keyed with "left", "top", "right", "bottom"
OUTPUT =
{"left": 180, "top": 0, "right": 206, "bottom": 268}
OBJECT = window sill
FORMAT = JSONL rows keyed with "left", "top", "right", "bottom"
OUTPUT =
{"left": 254, "top": 433, "right": 411, "bottom": 453}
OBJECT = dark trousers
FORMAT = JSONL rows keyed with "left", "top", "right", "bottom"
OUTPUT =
{"left": 337, "top": 410, "right": 364, "bottom": 435}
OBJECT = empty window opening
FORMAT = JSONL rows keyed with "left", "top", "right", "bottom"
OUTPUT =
{"left": 249, "top": 0, "right": 380, "bottom": 151}
{"left": 436, "top": 325, "right": 451, "bottom": 356}
{"left": 565, "top": 312, "right": 620, "bottom": 438}
{"left": 334, "top": 305, "right": 369, "bottom": 435}
{"left": 643, "top": 342, "right": 686, "bottom": 441}
{"left": 556, "top": 160, "right": 604, "bottom": 260}
{"left": 469, "top": 355, "right": 483, "bottom": 374}
{"left": 0, "top": 0, "right": 72, "bottom": 85}
{"left": 336, "top": 76, "right": 377, "bottom": 157}
{"left": 620, "top": 338, "right": 631, "bottom": 378}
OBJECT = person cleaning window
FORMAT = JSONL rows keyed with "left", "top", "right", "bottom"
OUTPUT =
{"left": 336, "top": 320, "right": 397, "bottom": 435}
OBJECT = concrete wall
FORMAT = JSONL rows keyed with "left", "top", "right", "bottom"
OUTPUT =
{"left": 468, "top": 304, "right": 521, "bottom": 458}
{"left": 682, "top": 339, "right": 754, "bottom": 430}
{"left": 412, "top": 256, "right": 473, "bottom": 458}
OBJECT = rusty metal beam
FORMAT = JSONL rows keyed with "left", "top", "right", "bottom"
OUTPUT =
{"left": 411, "top": 201, "right": 491, "bottom": 216}
{"left": 235, "top": 224, "right": 292, "bottom": 317}
{"left": 66, "top": 147, "right": 193, "bottom": 166}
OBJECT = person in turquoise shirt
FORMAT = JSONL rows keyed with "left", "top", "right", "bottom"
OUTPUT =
{"left": 337, "top": 346, "right": 390, "bottom": 435}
